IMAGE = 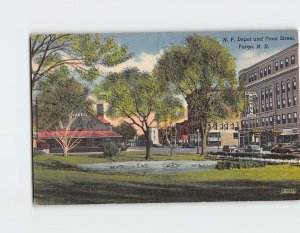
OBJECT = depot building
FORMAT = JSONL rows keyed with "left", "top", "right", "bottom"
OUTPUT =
{"left": 35, "top": 104, "right": 122, "bottom": 153}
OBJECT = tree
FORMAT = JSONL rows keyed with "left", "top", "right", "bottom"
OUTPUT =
{"left": 156, "top": 96, "right": 185, "bottom": 156}
{"left": 50, "top": 111, "right": 82, "bottom": 157}
{"left": 113, "top": 122, "right": 137, "bottom": 144}
{"left": 155, "top": 35, "right": 242, "bottom": 155}
{"left": 30, "top": 34, "right": 132, "bottom": 89}
{"left": 34, "top": 78, "right": 91, "bottom": 132}
{"left": 94, "top": 67, "right": 170, "bottom": 160}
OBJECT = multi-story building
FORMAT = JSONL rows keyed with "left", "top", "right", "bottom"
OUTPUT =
{"left": 188, "top": 108, "right": 240, "bottom": 147}
{"left": 239, "top": 43, "right": 299, "bottom": 146}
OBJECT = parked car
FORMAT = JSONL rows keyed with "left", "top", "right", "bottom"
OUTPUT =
{"left": 271, "top": 143, "right": 297, "bottom": 153}
{"left": 182, "top": 143, "right": 196, "bottom": 148}
{"left": 244, "top": 144, "right": 262, "bottom": 154}
{"left": 262, "top": 143, "right": 274, "bottom": 151}
{"left": 222, "top": 145, "right": 237, "bottom": 153}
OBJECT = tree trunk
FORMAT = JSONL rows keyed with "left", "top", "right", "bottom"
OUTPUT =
{"left": 144, "top": 130, "right": 151, "bottom": 160}
{"left": 63, "top": 147, "right": 68, "bottom": 157}
{"left": 145, "top": 140, "right": 151, "bottom": 160}
{"left": 200, "top": 121, "right": 207, "bottom": 155}
{"left": 170, "top": 146, "right": 174, "bottom": 156}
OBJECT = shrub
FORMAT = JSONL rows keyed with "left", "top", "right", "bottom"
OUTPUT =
{"left": 33, "top": 149, "right": 46, "bottom": 156}
{"left": 102, "top": 141, "right": 120, "bottom": 158}
{"left": 216, "top": 160, "right": 266, "bottom": 170}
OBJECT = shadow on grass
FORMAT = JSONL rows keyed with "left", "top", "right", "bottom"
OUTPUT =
{"left": 34, "top": 179, "right": 300, "bottom": 205}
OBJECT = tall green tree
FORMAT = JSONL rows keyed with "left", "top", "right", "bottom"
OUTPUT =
{"left": 94, "top": 67, "right": 170, "bottom": 160}
{"left": 156, "top": 96, "right": 185, "bottom": 156}
{"left": 34, "top": 78, "right": 91, "bottom": 132}
{"left": 30, "top": 34, "right": 132, "bottom": 89}
{"left": 155, "top": 35, "right": 242, "bottom": 155}
{"left": 113, "top": 122, "right": 137, "bottom": 144}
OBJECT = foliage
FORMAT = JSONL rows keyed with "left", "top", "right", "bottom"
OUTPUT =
{"left": 102, "top": 140, "right": 120, "bottom": 158}
{"left": 94, "top": 67, "right": 171, "bottom": 160}
{"left": 216, "top": 160, "right": 266, "bottom": 170}
{"left": 31, "top": 33, "right": 132, "bottom": 89}
{"left": 34, "top": 78, "right": 91, "bottom": 131}
{"left": 155, "top": 35, "right": 243, "bottom": 154}
{"left": 113, "top": 122, "right": 137, "bottom": 142}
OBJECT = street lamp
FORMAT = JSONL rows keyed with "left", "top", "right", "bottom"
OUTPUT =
{"left": 196, "top": 129, "right": 200, "bottom": 154}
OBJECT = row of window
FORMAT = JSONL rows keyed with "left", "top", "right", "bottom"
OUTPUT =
{"left": 248, "top": 55, "right": 295, "bottom": 83}
{"left": 189, "top": 122, "right": 239, "bottom": 132}
{"left": 242, "top": 112, "right": 298, "bottom": 128}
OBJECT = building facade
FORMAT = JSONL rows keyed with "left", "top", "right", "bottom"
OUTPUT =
{"left": 239, "top": 43, "right": 299, "bottom": 146}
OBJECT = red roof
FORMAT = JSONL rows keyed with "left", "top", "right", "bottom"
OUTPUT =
{"left": 37, "top": 130, "right": 122, "bottom": 139}
{"left": 96, "top": 114, "right": 111, "bottom": 124}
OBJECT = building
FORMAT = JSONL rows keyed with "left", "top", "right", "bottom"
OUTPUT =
{"left": 239, "top": 43, "right": 299, "bottom": 146}
{"left": 35, "top": 104, "right": 122, "bottom": 153}
{"left": 136, "top": 127, "right": 159, "bottom": 146}
{"left": 188, "top": 113, "right": 240, "bottom": 147}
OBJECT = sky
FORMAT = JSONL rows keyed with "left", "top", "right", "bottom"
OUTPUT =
{"left": 96, "top": 30, "right": 298, "bottom": 74}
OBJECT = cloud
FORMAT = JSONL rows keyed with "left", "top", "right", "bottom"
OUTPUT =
{"left": 97, "top": 50, "right": 164, "bottom": 73}
{"left": 236, "top": 49, "right": 280, "bottom": 72}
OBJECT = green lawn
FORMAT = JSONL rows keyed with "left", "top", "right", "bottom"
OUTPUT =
{"left": 33, "top": 152, "right": 300, "bottom": 204}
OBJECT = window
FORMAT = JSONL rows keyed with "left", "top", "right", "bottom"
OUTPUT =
{"left": 293, "top": 78, "right": 296, "bottom": 90}
{"left": 293, "top": 96, "right": 297, "bottom": 105}
{"left": 270, "top": 101, "right": 273, "bottom": 110}
{"left": 265, "top": 87, "right": 268, "bottom": 96}
{"left": 276, "top": 83, "right": 280, "bottom": 93}
{"left": 266, "top": 117, "right": 269, "bottom": 126}
{"left": 282, "top": 114, "right": 286, "bottom": 124}
{"left": 262, "top": 103, "right": 265, "bottom": 112}
{"left": 261, "top": 88, "right": 264, "bottom": 99}
{"left": 282, "top": 99, "right": 286, "bottom": 108}
{"left": 261, "top": 117, "right": 265, "bottom": 126}
{"left": 294, "top": 112, "right": 297, "bottom": 123}
{"left": 277, "top": 100, "right": 280, "bottom": 109}
{"left": 264, "top": 67, "right": 267, "bottom": 76}
{"left": 275, "top": 62, "right": 279, "bottom": 71}
{"left": 224, "top": 123, "right": 228, "bottom": 130}
{"left": 287, "top": 80, "right": 291, "bottom": 92}
{"left": 254, "top": 72, "right": 257, "bottom": 80}
{"left": 281, "top": 81, "right": 285, "bottom": 93}
{"left": 266, "top": 102, "right": 269, "bottom": 111}
{"left": 288, "top": 113, "right": 292, "bottom": 123}
{"left": 277, "top": 115, "right": 281, "bottom": 124}
{"left": 230, "top": 123, "right": 234, "bottom": 130}
{"left": 256, "top": 119, "right": 259, "bottom": 127}
{"left": 260, "top": 69, "right": 263, "bottom": 78}
{"left": 256, "top": 106, "right": 259, "bottom": 113}
{"left": 291, "top": 55, "right": 295, "bottom": 65}
{"left": 268, "top": 65, "right": 271, "bottom": 74}
{"left": 248, "top": 75, "right": 251, "bottom": 82}
{"left": 249, "top": 120, "right": 252, "bottom": 128}
{"left": 269, "top": 85, "right": 272, "bottom": 96}
{"left": 288, "top": 98, "right": 291, "bottom": 107}
{"left": 280, "top": 60, "right": 283, "bottom": 69}
{"left": 269, "top": 116, "right": 273, "bottom": 125}
{"left": 285, "top": 58, "right": 289, "bottom": 67}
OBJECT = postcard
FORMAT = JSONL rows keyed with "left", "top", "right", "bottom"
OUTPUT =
{"left": 31, "top": 30, "right": 299, "bottom": 204}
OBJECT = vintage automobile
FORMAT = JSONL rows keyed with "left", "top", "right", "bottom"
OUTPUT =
{"left": 270, "top": 143, "right": 297, "bottom": 153}
{"left": 222, "top": 145, "right": 238, "bottom": 153}
{"left": 244, "top": 144, "right": 262, "bottom": 154}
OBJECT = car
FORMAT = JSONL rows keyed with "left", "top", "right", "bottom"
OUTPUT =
{"left": 182, "top": 143, "right": 196, "bottom": 148}
{"left": 222, "top": 145, "right": 237, "bottom": 153}
{"left": 270, "top": 143, "right": 296, "bottom": 153}
{"left": 244, "top": 144, "right": 262, "bottom": 153}
{"left": 262, "top": 143, "right": 273, "bottom": 151}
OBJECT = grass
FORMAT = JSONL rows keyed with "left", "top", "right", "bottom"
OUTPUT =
{"left": 33, "top": 151, "right": 300, "bottom": 204}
